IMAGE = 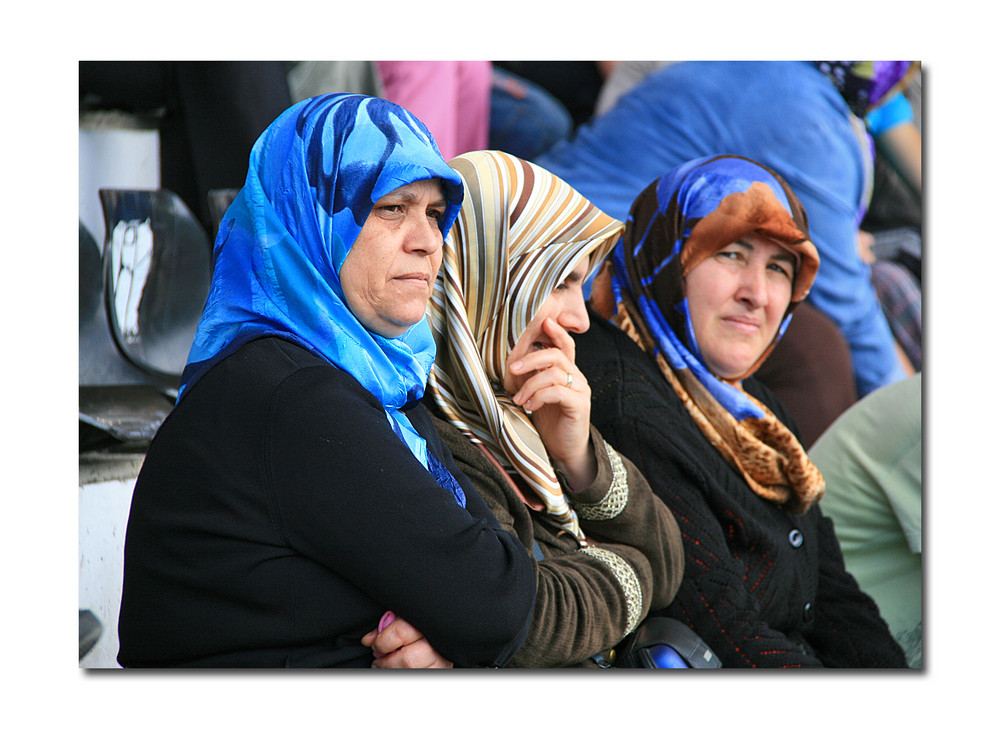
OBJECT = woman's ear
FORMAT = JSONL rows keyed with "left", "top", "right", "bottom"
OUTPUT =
{"left": 588, "top": 261, "right": 616, "bottom": 319}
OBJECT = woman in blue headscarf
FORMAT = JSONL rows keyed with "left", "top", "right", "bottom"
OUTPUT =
{"left": 576, "top": 155, "right": 907, "bottom": 667}
{"left": 117, "top": 94, "right": 535, "bottom": 668}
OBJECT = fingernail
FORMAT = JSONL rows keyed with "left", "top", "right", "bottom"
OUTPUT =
{"left": 378, "top": 610, "right": 396, "bottom": 633}
{"left": 510, "top": 360, "right": 523, "bottom": 373}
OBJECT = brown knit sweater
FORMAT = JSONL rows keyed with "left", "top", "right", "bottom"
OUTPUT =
{"left": 431, "top": 413, "right": 684, "bottom": 668}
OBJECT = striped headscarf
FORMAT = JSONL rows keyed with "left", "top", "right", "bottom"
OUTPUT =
{"left": 428, "top": 150, "right": 623, "bottom": 541}
{"left": 604, "top": 155, "right": 825, "bottom": 514}
{"left": 178, "top": 93, "right": 464, "bottom": 479}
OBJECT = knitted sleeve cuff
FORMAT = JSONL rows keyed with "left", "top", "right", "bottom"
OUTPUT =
{"left": 573, "top": 440, "right": 629, "bottom": 521}
{"left": 558, "top": 426, "right": 628, "bottom": 513}
{"left": 579, "top": 545, "right": 643, "bottom": 635}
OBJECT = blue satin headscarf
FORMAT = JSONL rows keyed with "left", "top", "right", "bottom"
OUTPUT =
{"left": 609, "top": 155, "right": 818, "bottom": 421}
{"left": 178, "top": 93, "right": 465, "bottom": 477}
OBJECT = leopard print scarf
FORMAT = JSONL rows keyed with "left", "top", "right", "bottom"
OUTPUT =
{"left": 611, "top": 297, "right": 823, "bottom": 514}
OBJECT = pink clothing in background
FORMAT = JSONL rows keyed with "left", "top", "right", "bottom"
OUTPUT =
{"left": 376, "top": 61, "right": 491, "bottom": 161}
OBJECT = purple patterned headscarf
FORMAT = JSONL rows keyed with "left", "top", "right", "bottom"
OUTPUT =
{"left": 813, "top": 61, "right": 917, "bottom": 117}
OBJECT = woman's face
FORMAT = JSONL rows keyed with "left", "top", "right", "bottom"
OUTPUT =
{"left": 502, "top": 256, "right": 591, "bottom": 395}
{"left": 340, "top": 179, "right": 448, "bottom": 338}
{"left": 685, "top": 233, "right": 795, "bottom": 380}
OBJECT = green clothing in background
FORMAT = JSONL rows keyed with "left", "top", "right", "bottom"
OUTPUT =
{"left": 809, "top": 373, "right": 922, "bottom": 667}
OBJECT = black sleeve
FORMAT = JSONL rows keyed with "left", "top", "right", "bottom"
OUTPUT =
{"left": 805, "top": 507, "right": 908, "bottom": 667}
{"left": 264, "top": 366, "right": 535, "bottom": 668}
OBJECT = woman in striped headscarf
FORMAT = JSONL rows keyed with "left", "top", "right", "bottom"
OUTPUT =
{"left": 577, "top": 154, "right": 907, "bottom": 667}
{"left": 426, "top": 150, "right": 684, "bottom": 668}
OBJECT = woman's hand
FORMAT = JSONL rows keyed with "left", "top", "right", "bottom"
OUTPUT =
{"left": 509, "top": 317, "right": 597, "bottom": 490}
{"left": 361, "top": 614, "right": 454, "bottom": 668}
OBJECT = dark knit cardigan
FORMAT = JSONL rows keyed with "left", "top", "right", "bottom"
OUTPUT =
{"left": 574, "top": 314, "right": 906, "bottom": 668}
{"left": 431, "top": 411, "right": 684, "bottom": 667}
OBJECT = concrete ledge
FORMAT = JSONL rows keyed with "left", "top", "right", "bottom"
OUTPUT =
{"left": 79, "top": 450, "right": 145, "bottom": 486}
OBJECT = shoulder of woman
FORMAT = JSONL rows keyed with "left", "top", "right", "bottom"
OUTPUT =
{"left": 578, "top": 316, "right": 668, "bottom": 386}
{"left": 218, "top": 337, "right": 378, "bottom": 403}
{"left": 426, "top": 414, "right": 495, "bottom": 480}
{"left": 268, "top": 343, "right": 385, "bottom": 410}
{"left": 429, "top": 416, "right": 506, "bottom": 489}
{"left": 574, "top": 310, "right": 630, "bottom": 366}
{"left": 259, "top": 347, "right": 406, "bottom": 459}
{"left": 428, "top": 413, "right": 478, "bottom": 461}
{"left": 591, "top": 371, "right": 719, "bottom": 496}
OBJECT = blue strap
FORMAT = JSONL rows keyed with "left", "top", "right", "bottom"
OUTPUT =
{"left": 532, "top": 540, "right": 545, "bottom": 562}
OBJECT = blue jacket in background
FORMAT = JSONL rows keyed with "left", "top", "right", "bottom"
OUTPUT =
{"left": 537, "top": 60, "right": 905, "bottom": 397}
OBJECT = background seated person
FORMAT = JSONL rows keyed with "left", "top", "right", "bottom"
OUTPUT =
{"left": 809, "top": 373, "right": 922, "bottom": 667}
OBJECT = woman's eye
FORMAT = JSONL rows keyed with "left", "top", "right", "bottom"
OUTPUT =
{"left": 769, "top": 263, "right": 793, "bottom": 278}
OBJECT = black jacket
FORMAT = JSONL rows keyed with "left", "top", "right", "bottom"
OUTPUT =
{"left": 118, "top": 337, "right": 534, "bottom": 667}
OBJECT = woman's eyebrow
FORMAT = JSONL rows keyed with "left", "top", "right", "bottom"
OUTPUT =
{"left": 735, "top": 237, "right": 797, "bottom": 265}
{"left": 379, "top": 188, "right": 447, "bottom": 207}
{"left": 771, "top": 249, "right": 798, "bottom": 266}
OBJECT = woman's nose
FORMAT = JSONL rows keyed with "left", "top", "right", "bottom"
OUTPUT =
{"left": 560, "top": 289, "right": 591, "bottom": 334}
{"left": 405, "top": 212, "right": 443, "bottom": 255}
{"left": 736, "top": 264, "right": 768, "bottom": 307}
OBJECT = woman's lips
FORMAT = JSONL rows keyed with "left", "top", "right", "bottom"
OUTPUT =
{"left": 394, "top": 272, "right": 431, "bottom": 285}
{"left": 722, "top": 315, "right": 761, "bottom": 332}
